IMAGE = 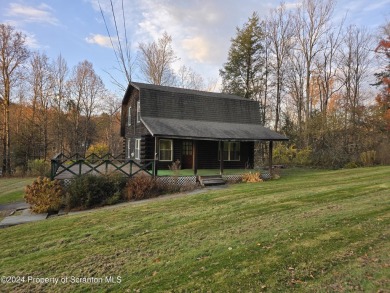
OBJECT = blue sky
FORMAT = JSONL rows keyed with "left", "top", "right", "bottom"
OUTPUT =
{"left": 1, "top": 0, "right": 389, "bottom": 95}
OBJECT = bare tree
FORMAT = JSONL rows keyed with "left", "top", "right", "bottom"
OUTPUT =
{"left": 138, "top": 32, "right": 178, "bottom": 86}
{"left": 268, "top": 3, "right": 294, "bottom": 131}
{"left": 312, "top": 22, "right": 344, "bottom": 116}
{"left": 293, "top": 0, "right": 336, "bottom": 137}
{"left": 28, "top": 52, "right": 54, "bottom": 160}
{"left": 0, "top": 24, "right": 29, "bottom": 175}
{"left": 175, "top": 65, "right": 204, "bottom": 90}
{"left": 338, "top": 26, "right": 373, "bottom": 135}
{"left": 68, "top": 61, "right": 105, "bottom": 154}
{"left": 286, "top": 50, "right": 306, "bottom": 138}
{"left": 101, "top": 92, "right": 122, "bottom": 155}
{"left": 51, "top": 54, "right": 69, "bottom": 153}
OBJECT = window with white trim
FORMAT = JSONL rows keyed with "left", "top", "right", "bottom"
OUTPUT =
{"left": 127, "top": 138, "right": 131, "bottom": 158}
{"left": 127, "top": 106, "right": 131, "bottom": 126}
{"left": 159, "top": 139, "right": 173, "bottom": 161}
{"left": 135, "top": 138, "right": 141, "bottom": 160}
{"left": 136, "top": 101, "right": 140, "bottom": 123}
{"left": 220, "top": 142, "right": 240, "bottom": 161}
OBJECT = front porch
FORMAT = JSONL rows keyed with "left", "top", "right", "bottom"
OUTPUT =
{"left": 157, "top": 168, "right": 265, "bottom": 176}
{"left": 148, "top": 138, "right": 277, "bottom": 178}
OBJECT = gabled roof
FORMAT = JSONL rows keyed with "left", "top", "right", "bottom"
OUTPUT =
{"left": 121, "top": 82, "right": 288, "bottom": 141}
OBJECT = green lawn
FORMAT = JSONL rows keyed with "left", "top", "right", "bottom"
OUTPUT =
{"left": 0, "top": 177, "right": 34, "bottom": 205}
{"left": 0, "top": 167, "right": 389, "bottom": 292}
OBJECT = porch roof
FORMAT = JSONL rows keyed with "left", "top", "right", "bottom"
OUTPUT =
{"left": 142, "top": 117, "right": 288, "bottom": 141}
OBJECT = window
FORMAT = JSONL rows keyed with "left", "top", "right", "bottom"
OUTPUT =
{"left": 220, "top": 142, "right": 240, "bottom": 161}
{"left": 136, "top": 101, "right": 140, "bottom": 123}
{"left": 127, "top": 106, "right": 131, "bottom": 126}
{"left": 182, "top": 141, "right": 192, "bottom": 155}
{"left": 159, "top": 139, "right": 173, "bottom": 161}
{"left": 127, "top": 138, "right": 131, "bottom": 158}
{"left": 135, "top": 138, "right": 141, "bottom": 160}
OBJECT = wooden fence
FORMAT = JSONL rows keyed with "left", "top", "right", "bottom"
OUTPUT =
{"left": 50, "top": 153, "right": 155, "bottom": 180}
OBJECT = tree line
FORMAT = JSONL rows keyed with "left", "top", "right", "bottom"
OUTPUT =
{"left": 0, "top": 24, "right": 124, "bottom": 175}
{"left": 219, "top": 0, "right": 390, "bottom": 167}
{"left": 0, "top": 22, "right": 213, "bottom": 176}
{"left": 1, "top": 0, "right": 389, "bottom": 175}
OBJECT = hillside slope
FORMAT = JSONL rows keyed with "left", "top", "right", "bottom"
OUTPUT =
{"left": 0, "top": 167, "right": 389, "bottom": 292}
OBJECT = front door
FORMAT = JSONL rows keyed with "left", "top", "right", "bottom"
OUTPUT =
{"left": 182, "top": 140, "right": 193, "bottom": 169}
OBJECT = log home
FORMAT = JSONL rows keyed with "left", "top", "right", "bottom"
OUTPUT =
{"left": 120, "top": 82, "right": 288, "bottom": 174}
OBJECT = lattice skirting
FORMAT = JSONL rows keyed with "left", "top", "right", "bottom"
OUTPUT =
{"left": 60, "top": 178, "right": 74, "bottom": 188}
{"left": 222, "top": 174, "right": 243, "bottom": 183}
{"left": 156, "top": 176, "right": 197, "bottom": 187}
{"left": 222, "top": 172, "right": 272, "bottom": 183}
{"left": 261, "top": 172, "right": 271, "bottom": 180}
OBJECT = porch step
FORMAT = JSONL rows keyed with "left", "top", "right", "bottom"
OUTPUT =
{"left": 198, "top": 175, "right": 226, "bottom": 187}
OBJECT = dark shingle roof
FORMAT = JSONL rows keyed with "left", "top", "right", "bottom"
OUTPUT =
{"left": 121, "top": 82, "right": 288, "bottom": 141}
{"left": 142, "top": 117, "right": 288, "bottom": 141}
{"left": 132, "top": 82, "right": 260, "bottom": 125}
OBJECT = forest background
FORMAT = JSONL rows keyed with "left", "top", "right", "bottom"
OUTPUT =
{"left": 1, "top": 0, "right": 389, "bottom": 176}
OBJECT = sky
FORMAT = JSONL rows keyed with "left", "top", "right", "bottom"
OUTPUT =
{"left": 1, "top": 0, "right": 389, "bottom": 96}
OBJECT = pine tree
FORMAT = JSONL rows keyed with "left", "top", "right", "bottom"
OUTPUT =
{"left": 220, "top": 12, "right": 265, "bottom": 100}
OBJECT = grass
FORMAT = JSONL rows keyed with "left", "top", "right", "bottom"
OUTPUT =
{"left": 0, "top": 166, "right": 389, "bottom": 292}
{"left": 0, "top": 177, "right": 34, "bottom": 205}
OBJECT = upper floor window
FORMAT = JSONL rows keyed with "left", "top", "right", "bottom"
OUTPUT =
{"left": 128, "top": 106, "right": 131, "bottom": 126}
{"left": 137, "top": 101, "right": 141, "bottom": 123}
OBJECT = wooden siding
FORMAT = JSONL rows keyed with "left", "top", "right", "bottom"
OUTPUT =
{"left": 123, "top": 89, "right": 152, "bottom": 159}
{"left": 122, "top": 89, "right": 255, "bottom": 170}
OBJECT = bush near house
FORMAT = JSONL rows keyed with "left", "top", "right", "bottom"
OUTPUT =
{"left": 24, "top": 177, "right": 63, "bottom": 213}
{"left": 242, "top": 172, "right": 263, "bottom": 183}
{"left": 125, "top": 175, "right": 164, "bottom": 200}
{"left": 65, "top": 174, "right": 127, "bottom": 210}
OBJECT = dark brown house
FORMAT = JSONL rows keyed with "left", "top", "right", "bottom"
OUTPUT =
{"left": 121, "top": 82, "right": 288, "bottom": 174}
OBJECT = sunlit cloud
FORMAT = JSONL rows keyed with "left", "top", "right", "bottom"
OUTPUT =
{"left": 182, "top": 36, "right": 213, "bottom": 63}
{"left": 85, "top": 33, "right": 114, "bottom": 48}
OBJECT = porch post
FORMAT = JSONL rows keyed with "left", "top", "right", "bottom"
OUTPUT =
{"left": 193, "top": 140, "right": 198, "bottom": 175}
{"left": 219, "top": 140, "right": 224, "bottom": 175}
{"left": 154, "top": 136, "right": 158, "bottom": 176}
{"left": 268, "top": 140, "right": 273, "bottom": 178}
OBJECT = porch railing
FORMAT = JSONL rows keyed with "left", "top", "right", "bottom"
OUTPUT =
{"left": 50, "top": 153, "right": 155, "bottom": 180}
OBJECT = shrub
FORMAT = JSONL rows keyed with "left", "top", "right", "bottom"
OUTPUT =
{"left": 242, "top": 172, "right": 263, "bottom": 183}
{"left": 344, "top": 161, "right": 360, "bottom": 169}
{"left": 86, "top": 143, "right": 110, "bottom": 158}
{"left": 24, "top": 177, "right": 63, "bottom": 213}
{"left": 273, "top": 144, "right": 312, "bottom": 166}
{"left": 125, "top": 175, "right": 164, "bottom": 200}
{"left": 360, "top": 150, "right": 376, "bottom": 166}
{"left": 65, "top": 174, "right": 127, "bottom": 210}
{"left": 27, "top": 159, "right": 50, "bottom": 177}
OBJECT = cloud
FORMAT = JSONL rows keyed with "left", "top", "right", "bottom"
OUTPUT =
{"left": 6, "top": 3, "right": 59, "bottom": 25}
{"left": 85, "top": 34, "right": 113, "bottom": 48}
{"left": 88, "top": 0, "right": 274, "bottom": 88}
{"left": 24, "top": 33, "right": 41, "bottom": 49}
{"left": 182, "top": 36, "right": 213, "bottom": 63}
